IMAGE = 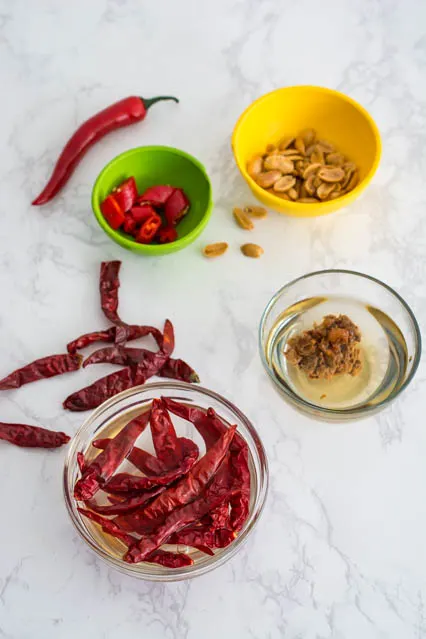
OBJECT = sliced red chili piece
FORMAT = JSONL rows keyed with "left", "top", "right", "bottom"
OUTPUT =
{"left": 130, "top": 204, "right": 156, "bottom": 224}
{"left": 112, "top": 177, "right": 138, "bottom": 212}
{"left": 157, "top": 225, "right": 178, "bottom": 244}
{"left": 74, "top": 413, "right": 149, "bottom": 501}
{"left": 137, "top": 185, "right": 175, "bottom": 207}
{"left": 0, "top": 422, "right": 70, "bottom": 449}
{"left": 164, "top": 188, "right": 189, "bottom": 226}
{"left": 0, "top": 353, "right": 82, "bottom": 390}
{"left": 123, "top": 213, "right": 138, "bottom": 236}
{"left": 115, "top": 425, "right": 236, "bottom": 534}
{"left": 100, "top": 194, "right": 125, "bottom": 229}
{"left": 135, "top": 214, "right": 162, "bottom": 244}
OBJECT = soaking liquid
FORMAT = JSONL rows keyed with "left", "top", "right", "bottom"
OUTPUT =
{"left": 264, "top": 296, "right": 409, "bottom": 410}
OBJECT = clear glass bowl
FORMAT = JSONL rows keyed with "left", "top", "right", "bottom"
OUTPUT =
{"left": 259, "top": 269, "right": 421, "bottom": 421}
{"left": 63, "top": 381, "right": 268, "bottom": 581}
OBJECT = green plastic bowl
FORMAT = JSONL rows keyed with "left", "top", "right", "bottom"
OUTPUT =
{"left": 91, "top": 146, "right": 213, "bottom": 255}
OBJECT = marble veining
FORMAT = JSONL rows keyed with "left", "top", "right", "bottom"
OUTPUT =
{"left": 0, "top": 0, "right": 425, "bottom": 637}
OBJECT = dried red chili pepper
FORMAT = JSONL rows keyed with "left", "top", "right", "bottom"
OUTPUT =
{"left": 82, "top": 346, "right": 164, "bottom": 369}
{"left": 157, "top": 225, "right": 178, "bottom": 244}
{"left": 63, "top": 366, "right": 133, "bottom": 411}
{"left": 0, "top": 422, "right": 70, "bottom": 449}
{"left": 100, "top": 194, "right": 125, "bottom": 229}
{"left": 85, "top": 486, "right": 165, "bottom": 515}
{"left": 77, "top": 452, "right": 86, "bottom": 473}
{"left": 150, "top": 398, "right": 181, "bottom": 468}
{"left": 100, "top": 261, "right": 122, "bottom": 325}
{"left": 74, "top": 413, "right": 148, "bottom": 500}
{"left": 146, "top": 549, "right": 193, "bottom": 568}
{"left": 159, "top": 358, "right": 200, "bottom": 383}
{"left": 112, "top": 177, "right": 138, "bottom": 212}
{"left": 229, "top": 446, "right": 251, "bottom": 532}
{"left": 124, "top": 459, "right": 236, "bottom": 563}
{"left": 115, "top": 426, "right": 236, "bottom": 534}
{"left": 93, "top": 435, "right": 198, "bottom": 478}
{"left": 136, "top": 214, "right": 162, "bottom": 244}
{"left": 78, "top": 507, "right": 137, "bottom": 546}
{"left": 164, "top": 188, "right": 190, "bottom": 226}
{"left": 0, "top": 353, "right": 82, "bottom": 390}
{"left": 103, "top": 441, "right": 199, "bottom": 494}
{"left": 78, "top": 507, "right": 193, "bottom": 568}
{"left": 201, "top": 501, "right": 230, "bottom": 529}
{"left": 161, "top": 319, "right": 174, "bottom": 356}
{"left": 32, "top": 96, "right": 178, "bottom": 206}
{"left": 67, "top": 325, "right": 163, "bottom": 354}
{"left": 170, "top": 525, "right": 235, "bottom": 550}
{"left": 137, "top": 185, "right": 175, "bottom": 207}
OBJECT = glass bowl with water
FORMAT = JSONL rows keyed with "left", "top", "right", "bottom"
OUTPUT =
{"left": 259, "top": 270, "right": 421, "bottom": 421}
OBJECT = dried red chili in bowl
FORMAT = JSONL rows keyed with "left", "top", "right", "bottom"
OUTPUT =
{"left": 64, "top": 382, "right": 268, "bottom": 581}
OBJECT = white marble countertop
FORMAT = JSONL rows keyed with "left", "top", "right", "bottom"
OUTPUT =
{"left": 1, "top": 0, "right": 426, "bottom": 637}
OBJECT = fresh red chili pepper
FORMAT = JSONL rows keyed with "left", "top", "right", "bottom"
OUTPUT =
{"left": 78, "top": 507, "right": 193, "bottom": 567}
{"left": 0, "top": 422, "right": 70, "bottom": 449}
{"left": 66, "top": 324, "right": 163, "bottom": 354}
{"left": 100, "top": 194, "right": 125, "bottom": 230}
{"left": 124, "top": 459, "right": 236, "bottom": 563}
{"left": 63, "top": 366, "right": 133, "bottom": 411}
{"left": 123, "top": 213, "right": 138, "bottom": 236}
{"left": 135, "top": 214, "right": 162, "bottom": 244}
{"left": 32, "top": 96, "right": 178, "bottom": 206}
{"left": 169, "top": 525, "right": 235, "bottom": 550}
{"left": 112, "top": 177, "right": 138, "bottom": 212}
{"left": 137, "top": 185, "right": 175, "bottom": 207}
{"left": 93, "top": 435, "right": 199, "bottom": 478}
{"left": 0, "top": 353, "right": 82, "bottom": 391}
{"left": 129, "top": 204, "right": 157, "bottom": 225}
{"left": 103, "top": 441, "right": 199, "bottom": 494}
{"left": 85, "top": 486, "right": 165, "bottom": 516}
{"left": 157, "top": 225, "right": 178, "bottom": 244}
{"left": 74, "top": 413, "right": 148, "bottom": 501}
{"left": 115, "top": 426, "right": 236, "bottom": 534}
{"left": 164, "top": 188, "right": 190, "bottom": 226}
{"left": 159, "top": 358, "right": 200, "bottom": 383}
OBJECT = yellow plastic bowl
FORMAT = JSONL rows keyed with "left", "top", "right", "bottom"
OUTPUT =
{"left": 232, "top": 86, "right": 381, "bottom": 217}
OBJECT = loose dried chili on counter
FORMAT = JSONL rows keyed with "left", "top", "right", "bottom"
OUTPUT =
{"left": 0, "top": 353, "right": 82, "bottom": 390}
{"left": 0, "top": 422, "right": 70, "bottom": 449}
{"left": 67, "top": 324, "right": 163, "bottom": 355}
{"left": 115, "top": 426, "right": 236, "bottom": 534}
{"left": 63, "top": 367, "right": 134, "bottom": 412}
{"left": 160, "top": 358, "right": 200, "bottom": 383}
{"left": 100, "top": 261, "right": 122, "bottom": 326}
{"left": 74, "top": 413, "right": 149, "bottom": 501}
{"left": 124, "top": 458, "right": 236, "bottom": 563}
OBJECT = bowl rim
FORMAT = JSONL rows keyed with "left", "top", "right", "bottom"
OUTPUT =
{"left": 63, "top": 381, "right": 269, "bottom": 581}
{"left": 232, "top": 85, "right": 382, "bottom": 211}
{"left": 259, "top": 268, "right": 422, "bottom": 417}
{"left": 91, "top": 145, "right": 213, "bottom": 255}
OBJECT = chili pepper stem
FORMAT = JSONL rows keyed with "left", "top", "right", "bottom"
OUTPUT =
{"left": 142, "top": 96, "right": 179, "bottom": 109}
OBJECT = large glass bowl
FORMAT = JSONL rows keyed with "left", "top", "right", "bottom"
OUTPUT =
{"left": 259, "top": 269, "right": 421, "bottom": 421}
{"left": 64, "top": 382, "right": 268, "bottom": 581}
